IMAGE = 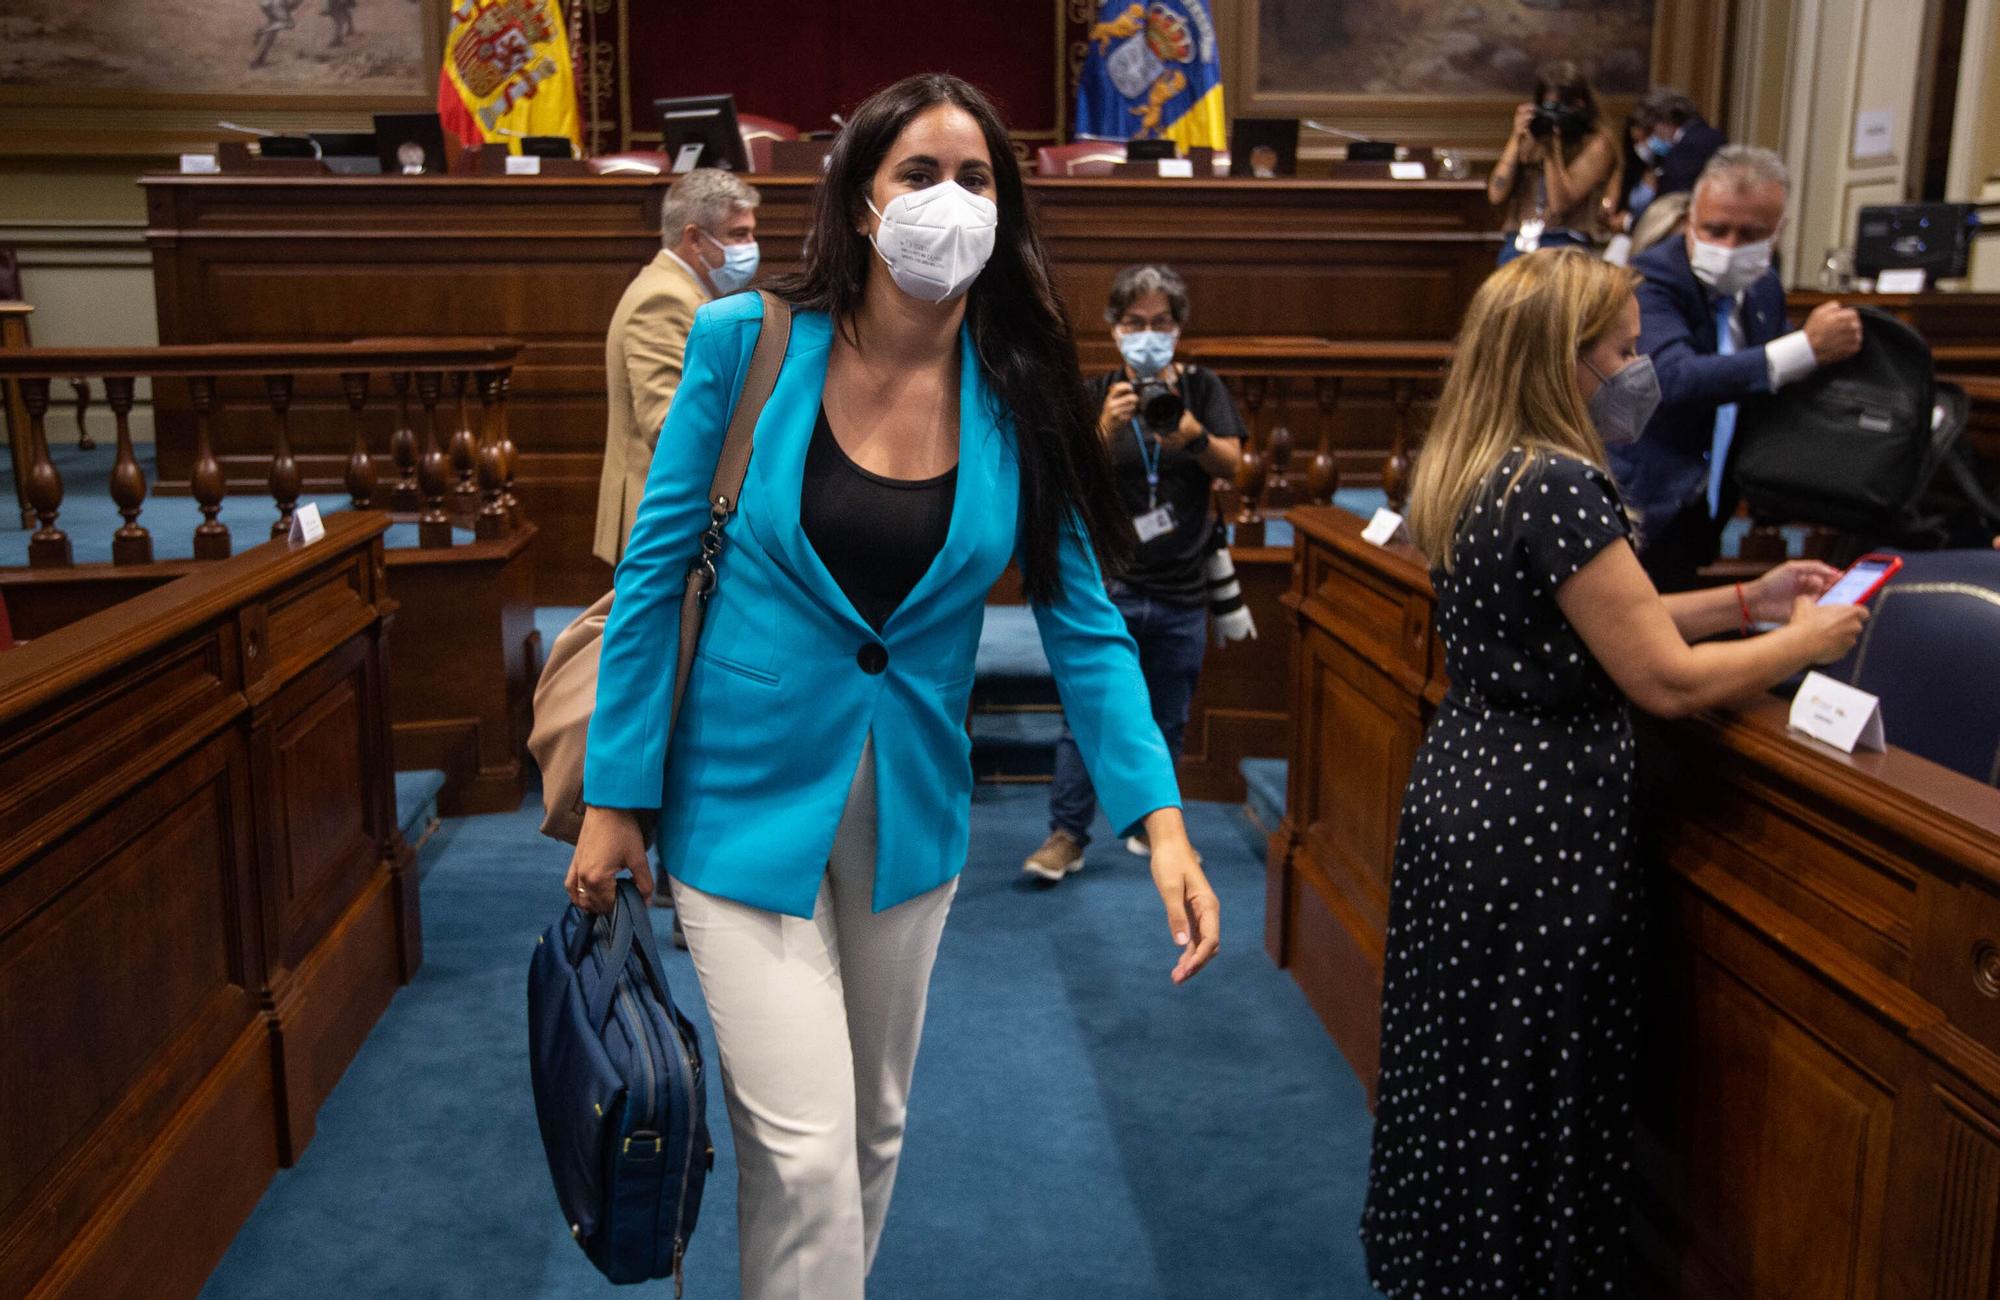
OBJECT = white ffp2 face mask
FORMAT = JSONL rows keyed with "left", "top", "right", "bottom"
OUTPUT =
{"left": 1689, "top": 236, "right": 1773, "bottom": 296}
{"left": 866, "top": 181, "right": 998, "bottom": 304}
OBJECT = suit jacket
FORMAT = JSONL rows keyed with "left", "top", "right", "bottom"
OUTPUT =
{"left": 1609, "top": 237, "right": 1789, "bottom": 543}
{"left": 1655, "top": 117, "right": 1726, "bottom": 196}
{"left": 593, "top": 251, "right": 708, "bottom": 566}
{"left": 583, "top": 295, "right": 1182, "bottom": 917}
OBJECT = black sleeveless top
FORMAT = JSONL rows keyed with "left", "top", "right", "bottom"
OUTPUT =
{"left": 800, "top": 405, "right": 957, "bottom": 631}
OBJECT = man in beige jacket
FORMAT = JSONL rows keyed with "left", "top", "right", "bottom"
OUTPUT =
{"left": 593, "top": 168, "right": 762, "bottom": 566}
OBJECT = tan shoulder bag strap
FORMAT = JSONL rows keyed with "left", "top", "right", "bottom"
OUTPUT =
{"left": 667, "top": 290, "right": 793, "bottom": 744}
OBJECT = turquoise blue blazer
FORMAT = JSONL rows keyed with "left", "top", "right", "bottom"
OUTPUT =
{"left": 583, "top": 294, "right": 1182, "bottom": 917}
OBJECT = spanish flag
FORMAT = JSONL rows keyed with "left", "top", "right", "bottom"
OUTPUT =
{"left": 1074, "top": 1, "right": 1226, "bottom": 150}
{"left": 437, "top": 0, "right": 582, "bottom": 153}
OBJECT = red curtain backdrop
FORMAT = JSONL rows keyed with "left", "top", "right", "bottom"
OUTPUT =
{"left": 618, "top": 2, "right": 1085, "bottom": 146}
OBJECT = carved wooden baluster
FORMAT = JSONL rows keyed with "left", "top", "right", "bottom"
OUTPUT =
{"left": 22, "top": 378, "right": 70, "bottom": 566}
{"left": 341, "top": 371, "right": 376, "bottom": 508}
{"left": 189, "top": 375, "right": 230, "bottom": 559}
{"left": 495, "top": 367, "right": 520, "bottom": 524}
{"left": 265, "top": 373, "right": 301, "bottom": 539}
{"left": 448, "top": 368, "right": 479, "bottom": 518}
{"left": 1265, "top": 377, "right": 1295, "bottom": 510}
{"left": 1234, "top": 374, "right": 1268, "bottom": 526}
{"left": 69, "top": 378, "right": 95, "bottom": 450}
{"left": 105, "top": 375, "right": 151, "bottom": 564}
{"left": 1308, "top": 376, "right": 1342, "bottom": 504}
{"left": 416, "top": 370, "right": 453, "bottom": 547}
{"left": 1384, "top": 378, "right": 1416, "bottom": 511}
{"left": 389, "top": 369, "right": 420, "bottom": 512}
{"left": 474, "top": 369, "right": 509, "bottom": 539}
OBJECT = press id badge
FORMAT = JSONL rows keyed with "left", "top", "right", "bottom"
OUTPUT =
{"left": 1133, "top": 503, "right": 1176, "bottom": 542}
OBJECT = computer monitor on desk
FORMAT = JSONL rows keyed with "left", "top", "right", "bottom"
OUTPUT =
{"left": 654, "top": 95, "right": 750, "bottom": 173}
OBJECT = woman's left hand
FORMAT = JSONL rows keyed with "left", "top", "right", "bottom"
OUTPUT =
{"left": 1748, "top": 559, "right": 1841, "bottom": 623}
{"left": 1168, "top": 406, "right": 1207, "bottom": 450}
{"left": 1145, "top": 819, "right": 1220, "bottom": 984}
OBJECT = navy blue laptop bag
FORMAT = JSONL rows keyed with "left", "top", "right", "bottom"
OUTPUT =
{"left": 528, "top": 880, "right": 711, "bottom": 1292}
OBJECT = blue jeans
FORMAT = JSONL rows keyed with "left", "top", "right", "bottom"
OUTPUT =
{"left": 1048, "top": 583, "right": 1208, "bottom": 845}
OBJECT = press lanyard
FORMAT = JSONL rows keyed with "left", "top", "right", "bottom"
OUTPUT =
{"left": 1128, "top": 419, "right": 1162, "bottom": 510}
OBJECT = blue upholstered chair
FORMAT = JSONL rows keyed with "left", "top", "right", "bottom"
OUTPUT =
{"left": 1818, "top": 548, "right": 2000, "bottom": 785}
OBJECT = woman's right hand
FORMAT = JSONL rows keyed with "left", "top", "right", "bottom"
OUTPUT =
{"left": 1099, "top": 381, "right": 1138, "bottom": 437}
{"left": 564, "top": 805, "right": 654, "bottom": 914}
{"left": 1789, "top": 595, "right": 1869, "bottom": 665}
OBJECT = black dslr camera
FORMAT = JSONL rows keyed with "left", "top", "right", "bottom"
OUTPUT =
{"left": 1134, "top": 378, "right": 1185, "bottom": 436}
{"left": 1528, "top": 103, "right": 1594, "bottom": 143}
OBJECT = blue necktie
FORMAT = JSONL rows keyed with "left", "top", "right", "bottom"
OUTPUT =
{"left": 1707, "top": 296, "right": 1738, "bottom": 518}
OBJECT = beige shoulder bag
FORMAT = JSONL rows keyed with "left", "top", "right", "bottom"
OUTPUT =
{"left": 528, "top": 291, "right": 794, "bottom": 843}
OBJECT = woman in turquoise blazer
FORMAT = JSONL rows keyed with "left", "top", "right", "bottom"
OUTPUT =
{"left": 565, "top": 75, "right": 1219, "bottom": 1298}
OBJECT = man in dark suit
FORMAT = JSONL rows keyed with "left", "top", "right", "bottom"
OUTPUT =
{"left": 1636, "top": 90, "right": 1727, "bottom": 197}
{"left": 1611, "top": 145, "right": 1863, "bottom": 590}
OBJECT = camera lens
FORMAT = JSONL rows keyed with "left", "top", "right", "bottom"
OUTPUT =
{"left": 1137, "top": 380, "right": 1185, "bottom": 435}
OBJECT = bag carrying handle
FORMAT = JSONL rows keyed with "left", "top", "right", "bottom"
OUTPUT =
{"left": 582, "top": 881, "right": 679, "bottom": 1030}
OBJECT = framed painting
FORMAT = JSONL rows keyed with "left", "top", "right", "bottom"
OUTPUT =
{"left": 0, "top": 0, "right": 446, "bottom": 157}
{"left": 1226, "top": 0, "right": 1729, "bottom": 151}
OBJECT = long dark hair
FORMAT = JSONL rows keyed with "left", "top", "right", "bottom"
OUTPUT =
{"left": 765, "top": 72, "right": 1130, "bottom": 604}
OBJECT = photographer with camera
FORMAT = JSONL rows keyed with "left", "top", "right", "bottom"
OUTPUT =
{"left": 1488, "top": 61, "right": 1622, "bottom": 266}
{"left": 1024, "top": 264, "right": 1246, "bottom": 882}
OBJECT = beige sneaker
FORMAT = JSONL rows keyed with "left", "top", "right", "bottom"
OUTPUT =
{"left": 1023, "top": 830, "right": 1085, "bottom": 882}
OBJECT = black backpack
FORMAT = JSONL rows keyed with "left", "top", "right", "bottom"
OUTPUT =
{"left": 1731, "top": 306, "right": 1939, "bottom": 536}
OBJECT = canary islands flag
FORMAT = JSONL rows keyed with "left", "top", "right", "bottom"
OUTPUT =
{"left": 1074, "top": 1, "right": 1226, "bottom": 149}
{"left": 437, "top": 0, "right": 582, "bottom": 153}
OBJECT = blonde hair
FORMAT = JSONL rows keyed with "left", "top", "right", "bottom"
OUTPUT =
{"left": 1407, "top": 250, "right": 1639, "bottom": 568}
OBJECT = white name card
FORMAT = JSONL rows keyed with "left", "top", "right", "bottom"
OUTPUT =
{"left": 288, "top": 501, "right": 327, "bottom": 547}
{"left": 1156, "top": 157, "right": 1194, "bottom": 179}
{"left": 504, "top": 154, "right": 542, "bottom": 175}
{"left": 180, "top": 153, "right": 221, "bottom": 174}
{"left": 1360, "top": 507, "right": 1406, "bottom": 547}
{"left": 1389, "top": 160, "right": 1427, "bottom": 181}
{"left": 1788, "top": 670, "right": 1885, "bottom": 754}
{"left": 1875, "top": 267, "right": 1927, "bottom": 293}
{"left": 1853, "top": 108, "right": 1896, "bottom": 160}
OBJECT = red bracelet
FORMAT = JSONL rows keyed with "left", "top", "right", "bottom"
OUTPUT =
{"left": 1735, "top": 582, "right": 1753, "bottom": 635}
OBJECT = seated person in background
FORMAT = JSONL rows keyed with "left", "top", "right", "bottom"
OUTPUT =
{"left": 1611, "top": 146, "right": 1862, "bottom": 591}
{"left": 1612, "top": 109, "right": 1658, "bottom": 230}
{"left": 1488, "top": 61, "right": 1622, "bottom": 265}
{"left": 1025, "top": 263, "right": 1246, "bottom": 882}
{"left": 592, "top": 167, "right": 761, "bottom": 567}
{"left": 1636, "top": 87, "right": 1726, "bottom": 198}
{"left": 1628, "top": 189, "right": 1691, "bottom": 257}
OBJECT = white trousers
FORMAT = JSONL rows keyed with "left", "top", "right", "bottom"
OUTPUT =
{"left": 670, "top": 736, "right": 956, "bottom": 1300}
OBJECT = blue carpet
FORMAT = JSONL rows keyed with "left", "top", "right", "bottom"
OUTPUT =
{"left": 0, "top": 440, "right": 473, "bottom": 564}
{"left": 199, "top": 788, "right": 1379, "bottom": 1299}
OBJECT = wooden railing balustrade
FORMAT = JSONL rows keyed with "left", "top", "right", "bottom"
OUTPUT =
{"left": 1180, "top": 337, "right": 1451, "bottom": 532}
{"left": 0, "top": 338, "right": 522, "bottom": 569}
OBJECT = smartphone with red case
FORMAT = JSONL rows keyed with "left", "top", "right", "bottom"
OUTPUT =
{"left": 1816, "top": 552, "right": 1904, "bottom": 606}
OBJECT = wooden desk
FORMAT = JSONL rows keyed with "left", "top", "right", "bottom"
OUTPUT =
{"left": 141, "top": 174, "right": 1502, "bottom": 602}
{"left": 1271, "top": 504, "right": 2000, "bottom": 1296}
{"left": 0, "top": 512, "right": 418, "bottom": 1298}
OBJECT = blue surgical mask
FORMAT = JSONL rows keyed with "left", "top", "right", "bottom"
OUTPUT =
{"left": 1645, "top": 135, "right": 1672, "bottom": 161}
{"left": 1118, "top": 329, "right": 1177, "bottom": 378}
{"left": 701, "top": 231, "right": 760, "bottom": 295}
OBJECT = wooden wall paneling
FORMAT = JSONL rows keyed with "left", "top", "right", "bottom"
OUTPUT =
{"left": 142, "top": 174, "right": 1501, "bottom": 604}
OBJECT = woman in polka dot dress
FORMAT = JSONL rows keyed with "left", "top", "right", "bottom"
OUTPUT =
{"left": 1360, "top": 250, "right": 1869, "bottom": 1297}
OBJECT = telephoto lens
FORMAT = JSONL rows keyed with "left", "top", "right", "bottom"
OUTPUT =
{"left": 1136, "top": 379, "right": 1185, "bottom": 436}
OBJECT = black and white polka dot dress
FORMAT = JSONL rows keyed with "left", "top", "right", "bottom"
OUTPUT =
{"left": 1361, "top": 448, "right": 1642, "bottom": 1297}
